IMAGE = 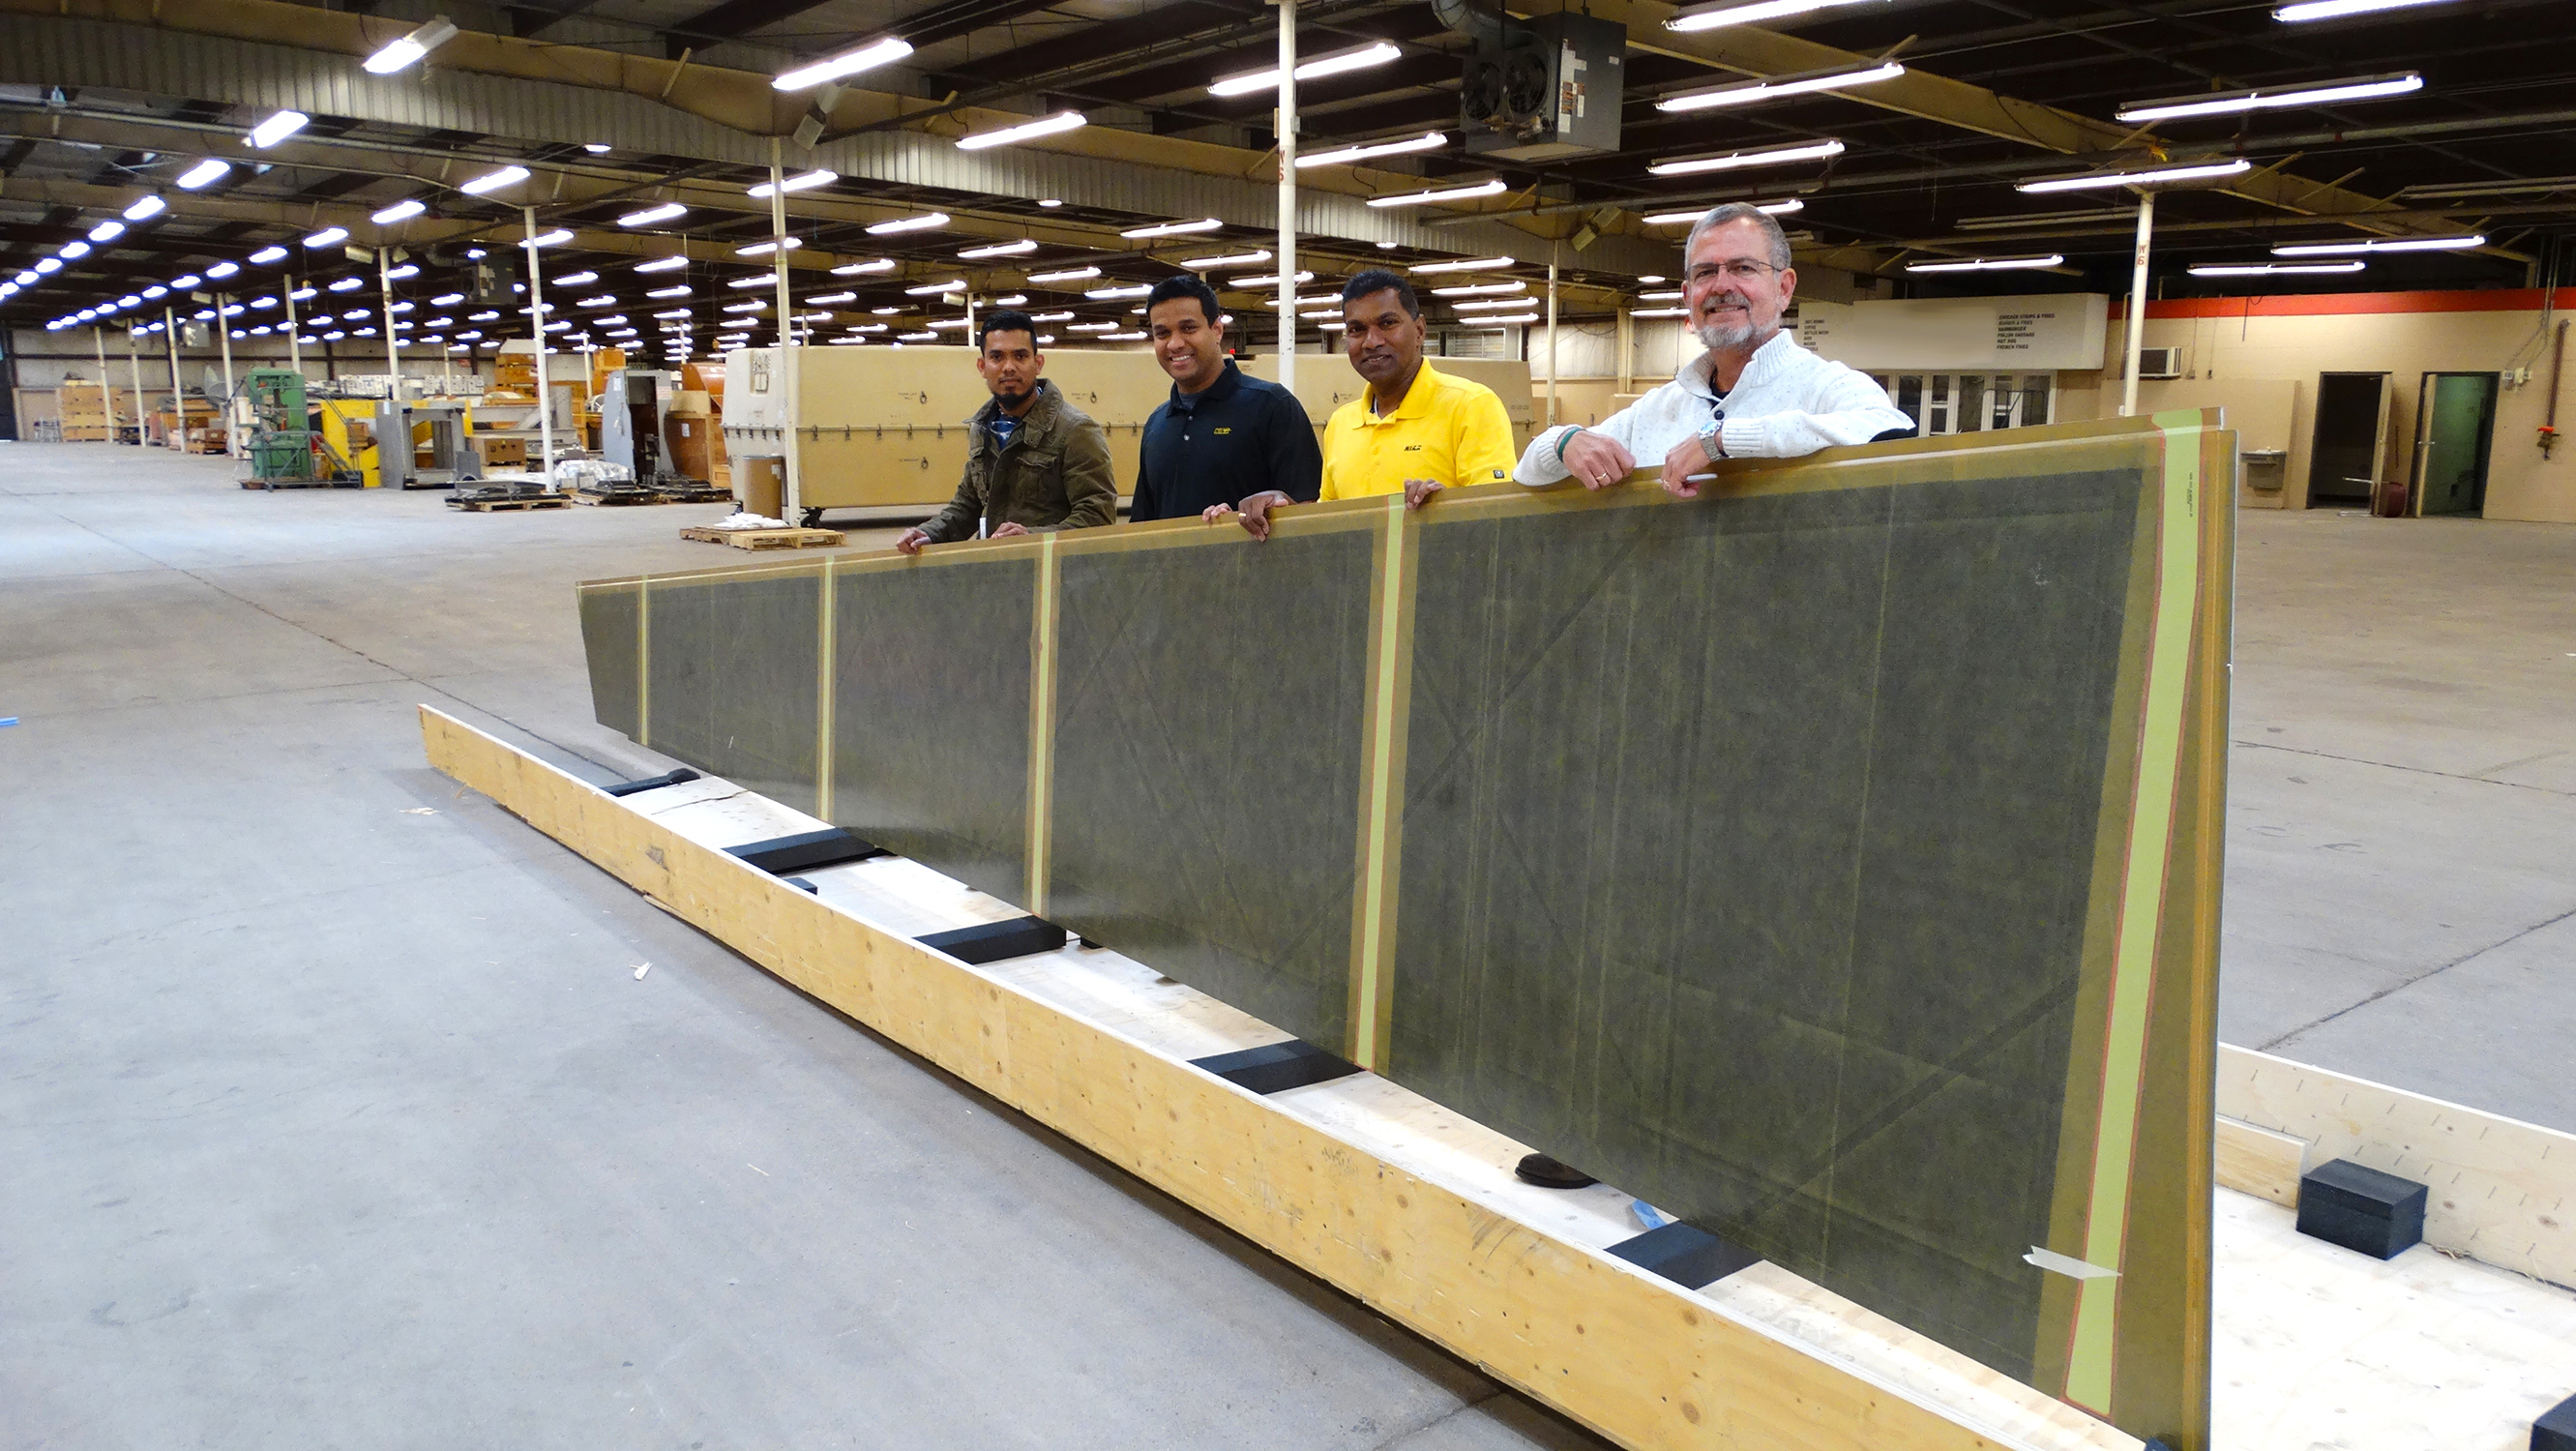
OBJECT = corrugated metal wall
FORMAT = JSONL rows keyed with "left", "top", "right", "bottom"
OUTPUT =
{"left": 0, "top": 15, "right": 1669, "bottom": 269}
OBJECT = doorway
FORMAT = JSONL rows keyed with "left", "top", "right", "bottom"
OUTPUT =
{"left": 2412, "top": 371, "right": 2501, "bottom": 517}
{"left": 2306, "top": 371, "right": 2389, "bottom": 507}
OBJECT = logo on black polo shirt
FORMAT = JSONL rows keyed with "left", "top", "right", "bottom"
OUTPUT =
{"left": 1213, "top": 427, "right": 1231, "bottom": 435}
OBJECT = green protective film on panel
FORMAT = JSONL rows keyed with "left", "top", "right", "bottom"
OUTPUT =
{"left": 1389, "top": 467, "right": 2141, "bottom": 1387}
{"left": 830, "top": 559, "right": 1036, "bottom": 906}
{"left": 578, "top": 584, "right": 641, "bottom": 738}
{"left": 1046, "top": 533, "right": 1376, "bottom": 1045}
{"left": 641, "top": 571, "right": 823, "bottom": 809}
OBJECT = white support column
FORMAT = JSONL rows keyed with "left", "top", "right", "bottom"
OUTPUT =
{"left": 284, "top": 275, "right": 301, "bottom": 373}
{"left": 1275, "top": 0, "right": 1297, "bottom": 390}
{"left": 90, "top": 325, "right": 107, "bottom": 432}
{"left": 379, "top": 249, "right": 401, "bottom": 400}
{"left": 125, "top": 324, "right": 143, "bottom": 443}
{"left": 523, "top": 207, "right": 555, "bottom": 476}
{"left": 216, "top": 294, "right": 238, "bottom": 455}
{"left": 2120, "top": 191, "right": 2154, "bottom": 419}
{"left": 162, "top": 306, "right": 185, "bottom": 448}
{"left": 770, "top": 139, "right": 803, "bottom": 522}
{"left": 1545, "top": 253, "right": 1560, "bottom": 429}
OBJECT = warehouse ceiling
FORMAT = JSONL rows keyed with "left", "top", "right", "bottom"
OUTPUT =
{"left": 4, "top": 0, "right": 2573, "bottom": 362}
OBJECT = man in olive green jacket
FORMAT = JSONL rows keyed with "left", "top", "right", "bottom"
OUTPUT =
{"left": 895, "top": 311, "right": 1116, "bottom": 553}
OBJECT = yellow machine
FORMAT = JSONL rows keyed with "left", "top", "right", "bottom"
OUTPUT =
{"left": 720, "top": 345, "right": 1538, "bottom": 516}
{"left": 314, "top": 399, "right": 382, "bottom": 488}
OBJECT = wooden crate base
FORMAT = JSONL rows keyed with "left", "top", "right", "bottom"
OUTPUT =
{"left": 448, "top": 494, "right": 570, "bottom": 512}
{"left": 679, "top": 525, "right": 844, "bottom": 549}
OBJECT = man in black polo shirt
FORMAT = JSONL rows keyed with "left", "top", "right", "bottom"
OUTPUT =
{"left": 1128, "top": 274, "right": 1321, "bottom": 522}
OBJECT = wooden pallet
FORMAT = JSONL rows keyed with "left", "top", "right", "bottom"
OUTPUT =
{"left": 449, "top": 493, "right": 571, "bottom": 512}
{"left": 571, "top": 485, "right": 733, "bottom": 506}
{"left": 679, "top": 525, "right": 844, "bottom": 549}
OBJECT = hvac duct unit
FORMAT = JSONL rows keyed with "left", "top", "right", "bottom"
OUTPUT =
{"left": 2135, "top": 345, "right": 2183, "bottom": 379}
{"left": 1461, "top": 12, "right": 1625, "bottom": 163}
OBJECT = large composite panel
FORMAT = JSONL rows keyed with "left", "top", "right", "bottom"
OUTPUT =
{"left": 577, "top": 413, "right": 2231, "bottom": 1450}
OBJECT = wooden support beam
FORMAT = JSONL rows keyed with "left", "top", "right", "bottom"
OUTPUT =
{"left": 420, "top": 703, "right": 2135, "bottom": 1451}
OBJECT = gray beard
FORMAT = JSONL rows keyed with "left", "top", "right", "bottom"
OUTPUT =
{"left": 1695, "top": 311, "right": 1767, "bottom": 353}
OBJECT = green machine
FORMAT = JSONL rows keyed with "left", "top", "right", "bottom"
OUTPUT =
{"left": 240, "top": 369, "right": 358, "bottom": 489}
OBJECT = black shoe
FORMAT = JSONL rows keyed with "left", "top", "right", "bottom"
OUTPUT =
{"left": 1515, "top": 1152, "right": 1598, "bottom": 1189}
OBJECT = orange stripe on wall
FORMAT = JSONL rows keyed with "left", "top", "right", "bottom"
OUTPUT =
{"left": 2113, "top": 286, "right": 2576, "bottom": 321}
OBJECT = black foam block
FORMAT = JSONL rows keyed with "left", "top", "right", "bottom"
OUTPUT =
{"left": 916, "top": 915, "right": 1066, "bottom": 965}
{"left": 1190, "top": 1039, "right": 1361, "bottom": 1095}
{"left": 784, "top": 876, "right": 819, "bottom": 895}
{"left": 603, "top": 767, "right": 700, "bottom": 797}
{"left": 2296, "top": 1158, "right": 2427, "bottom": 1260}
{"left": 1607, "top": 1222, "right": 1762, "bottom": 1289}
{"left": 2532, "top": 1392, "right": 2576, "bottom": 1451}
{"left": 723, "top": 827, "right": 888, "bottom": 875}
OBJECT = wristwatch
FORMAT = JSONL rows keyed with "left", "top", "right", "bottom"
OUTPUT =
{"left": 1697, "top": 416, "right": 1725, "bottom": 463}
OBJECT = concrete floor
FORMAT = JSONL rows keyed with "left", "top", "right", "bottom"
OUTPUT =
{"left": 2, "top": 443, "right": 2570, "bottom": 1447}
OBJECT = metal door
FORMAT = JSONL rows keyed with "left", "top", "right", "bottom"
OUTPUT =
{"left": 2411, "top": 371, "right": 2500, "bottom": 517}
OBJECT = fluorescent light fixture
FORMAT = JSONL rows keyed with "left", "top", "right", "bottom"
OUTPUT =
{"left": 291, "top": 287, "right": 318, "bottom": 300}
{"left": 774, "top": 37, "right": 912, "bottom": 92}
{"left": 328, "top": 276, "right": 365, "bottom": 291}
{"left": 459, "top": 165, "right": 530, "bottom": 196}
{"left": 1119, "top": 218, "right": 1225, "bottom": 240}
{"left": 306, "top": 227, "right": 351, "bottom": 249}
{"left": 1026, "top": 266, "right": 1102, "bottom": 284}
{"left": 1407, "top": 255, "right": 1513, "bottom": 275}
{"left": 896, "top": 331, "right": 937, "bottom": 341}
{"left": 1029, "top": 311, "right": 1074, "bottom": 322}
{"left": 2275, "top": 0, "right": 2449, "bottom": 18}
{"left": 991, "top": 293, "right": 1028, "bottom": 305}
{"left": 370, "top": 198, "right": 426, "bottom": 224}
{"left": 2188, "top": 260, "right": 2368, "bottom": 276}
{"left": 206, "top": 261, "right": 241, "bottom": 279}
{"left": 1630, "top": 307, "right": 1690, "bottom": 317}
{"left": 554, "top": 271, "right": 597, "bottom": 286}
{"left": 871, "top": 306, "right": 902, "bottom": 314}
{"left": 1956, "top": 207, "right": 2128, "bottom": 230}
{"left": 1430, "top": 281, "right": 1525, "bottom": 296}
{"left": 1182, "top": 250, "right": 1271, "bottom": 268}
{"left": 960, "top": 239, "right": 1039, "bottom": 259}
{"left": 1905, "top": 253, "right": 2067, "bottom": 273}
{"left": 1101, "top": 330, "right": 1147, "bottom": 341}
{"left": 866, "top": 212, "right": 950, "bottom": 235}
{"left": 1367, "top": 178, "right": 1508, "bottom": 207}
{"left": 1658, "top": 62, "right": 1904, "bottom": 112}
{"left": 636, "top": 255, "right": 689, "bottom": 274}
{"left": 724, "top": 302, "right": 767, "bottom": 314}
{"left": 1668, "top": 0, "right": 1880, "bottom": 33}
{"left": 646, "top": 284, "right": 693, "bottom": 299}
{"left": 1647, "top": 139, "right": 1845, "bottom": 177}
{"left": 618, "top": 202, "right": 687, "bottom": 227}
{"left": 578, "top": 295, "right": 617, "bottom": 308}
{"left": 1210, "top": 41, "right": 1401, "bottom": 97}
{"left": 2400, "top": 174, "right": 2576, "bottom": 200}
{"left": 528, "top": 228, "right": 573, "bottom": 246}
{"left": 2272, "top": 232, "right": 2484, "bottom": 254}
{"left": 1085, "top": 283, "right": 1152, "bottom": 299}
{"left": 735, "top": 238, "right": 802, "bottom": 256}
{"left": 429, "top": 292, "right": 463, "bottom": 306}
{"left": 927, "top": 317, "right": 970, "bottom": 330}
{"left": 1466, "top": 312, "right": 1538, "bottom": 325}
{"left": 1297, "top": 132, "right": 1447, "bottom": 168}
{"left": 88, "top": 221, "right": 126, "bottom": 243}
{"left": 654, "top": 308, "right": 693, "bottom": 319}
{"left": 248, "top": 110, "right": 308, "bottom": 148}
{"left": 749, "top": 169, "right": 837, "bottom": 198}
{"left": 958, "top": 110, "right": 1086, "bottom": 150}
{"left": 727, "top": 275, "right": 778, "bottom": 289}
{"left": 1636, "top": 289, "right": 1684, "bottom": 301}
{"left": 124, "top": 195, "right": 167, "bottom": 222}
{"left": 801, "top": 291, "right": 852, "bottom": 305}
{"left": 2117, "top": 71, "right": 2421, "bottom": 123}
{"left": 2018, "top": 158, "right": 2252, "bottom": 192}
{"left": 1066, "top": 321, "right": 1118, "bottom": 332}
{"left": 904, "top": 278, "right": 968, "bottom": 295}
{"left": 1229, "top": 271, "right": 1316, "bottom": 288}
{"left": 58, "top": 242, "right": 90, "bottom": 260}
{"left": 1452, "top": 297, "right": 1539, "bottom": 311}
{"left": 246, "top": 246, "right": 288, "bottom": 264}
{"left": 363, "top": 16, "right": 458, "bottom": 74}
{"left": 832, "top": 258, "right": 898, "bottom": 275}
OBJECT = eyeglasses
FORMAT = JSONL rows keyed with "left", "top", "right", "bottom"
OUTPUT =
{"left": 1685, "top": 259, "right": 1783, "bottom": 285}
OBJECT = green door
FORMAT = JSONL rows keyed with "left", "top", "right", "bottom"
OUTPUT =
{"left": 2413, "top": 371, "right": 2499, "bottom": 517}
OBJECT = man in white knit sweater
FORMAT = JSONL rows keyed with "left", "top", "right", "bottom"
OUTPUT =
{"left": 1513, "top": 202, "right": 1912, "bottom": 496}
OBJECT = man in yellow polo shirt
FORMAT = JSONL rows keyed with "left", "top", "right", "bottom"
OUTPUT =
{"left": 1215, "top": 269, "right": 1516, "bottom": 540}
